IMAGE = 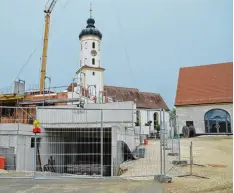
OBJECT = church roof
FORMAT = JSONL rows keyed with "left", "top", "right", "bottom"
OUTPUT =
{"left": 104, "top": 86, "right": 170, "bottom": 110}
{"left": 175, "top": 62, "right": 233, "bottom": 106}
{"left": 79, "top": 18, "right": 102, "bottom": 39}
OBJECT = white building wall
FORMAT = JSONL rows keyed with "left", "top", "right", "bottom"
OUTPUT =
{"left": 80, "top": 36, "right": 101, "bottom": 68}
{"left": 137, "top": 109, "right": 170, "bottom": 133}
{"left": 83, "top": 69, "right": 104, "bottom": 98}
{"left": 176, "top": 103, "right": 233, "bottom": 134}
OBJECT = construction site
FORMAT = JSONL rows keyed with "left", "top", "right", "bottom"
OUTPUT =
{"left": 0, "top": 0, "right": 172, "bottom": 179}
{"left": 0, "top": 1, "right": 232, "bottom": 193}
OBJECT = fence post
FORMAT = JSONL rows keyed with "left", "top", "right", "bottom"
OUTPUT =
{"left": 162, "top": 109, "right": 166, "bottom": 175}
{"left": 16, "top": 123, "right": 20, "bottom": 172}
{"left": 100, "top": 109, "right": 104, "bottom": 176}
{"left": 172, "top": 137, "right": 174, "bottom": 154}
{"left": 154, "top": 109, "right": 172, "bottom": 183}
{"left": 33, "top": 106, "right": 37, "bottom": 180}
{"left": 33, "top": 133, "right": 36, "bottom": 179}
{"left": 159, "top": 109, "right": 163, "bottom": 176}
{"left": 189, "top": 141, "right": 193, "bottom": 175}
{"left": 178, "top": 135, "right": 181, "bottom": 161}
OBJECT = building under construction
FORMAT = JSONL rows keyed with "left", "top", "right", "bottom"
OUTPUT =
{"left": 0, "top": 0, "right": 170, "bottom": 178}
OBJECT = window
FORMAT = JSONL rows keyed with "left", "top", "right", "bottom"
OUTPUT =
{"left": 81, "top": 44, "right": 82, "bottom": 50}
{"left": 1, "top": 107, "right": 14, "bottom": 117}
{"left": 186, "top": 121, "right": 194, "bottom": 127}
{"left": 85, "top": 58, "right": 87, "bottom": 65}
{"left": 92, "top": 72, "right": 95, "bottom": 75}
{"left": 98, "top": 60, "right": 100, "bottom": 66}
{"left": 92, "top": 42, "right": 95, "bottom": 49}
{"left": 31, "top": 137, "right": 41, "bottom": 148}
{"left": 98, "top": 44, "right": 100, "bottom": 51}
{"left": 85, "top": 42, "right": 87, "bottom": 49}
{"left": 92, "top": 58, "right": 95, "bottom": 65}
{"left": 80, "top": 60, "right": 82, "bottom": 66}
{"left": 204, "top": 109, "right": 231, "bottom": 133}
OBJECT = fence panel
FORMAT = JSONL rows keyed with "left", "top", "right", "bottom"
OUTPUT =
{"left": 34, "top": 128, "right": 113, "bottom": 179}
{"left": 35, "top": 107, "right": 165, "bottom": 180}
{"left": 115, "top": 109, "right": 162, "bottom": 180}
{"left": 0, "top": 106, "right": 36, "bottom": 180}
{"left": 163, "top": 117, "right": 181, "bottom": 178}
{"left": 0, "top": 106, "right": 173, "bottom": 181}
{"left": 163, "top": 117, "right": 233, "bottom": 179}
{"left": 35, "top": 108, "right": 105, "bottom": 179}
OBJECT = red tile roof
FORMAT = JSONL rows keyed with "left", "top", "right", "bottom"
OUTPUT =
{"left": 104, "top": 86, "right": 170, "bottom": 110}
{"left": 175, "top": 62, "right": 233, "bottom": 106}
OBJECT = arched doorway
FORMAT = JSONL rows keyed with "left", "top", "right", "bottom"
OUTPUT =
{"left": 153, "top": 112, "right": 159, "bottom": 130}
{"left": 204, "top": 109, "right": 231, "bottom": 133}
{"left": 136, "top": 110, "right": 141, "bottom": 126}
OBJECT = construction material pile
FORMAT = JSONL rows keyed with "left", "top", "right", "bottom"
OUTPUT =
{"left": 66, "top": 164, "right": 108, "bottom": 176}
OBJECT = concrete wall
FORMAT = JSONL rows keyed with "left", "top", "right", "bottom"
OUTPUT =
{"left": 176, "top": 103, "right": 233, "bottom": 134}
{"left": 0, "top": 124, "right": 65, "bottom": 173}
{"left": 36, "top": 102, "right": 135, "bottom": 128}
{"left": 0, "top": 124, "right": 40, "bottom": 172}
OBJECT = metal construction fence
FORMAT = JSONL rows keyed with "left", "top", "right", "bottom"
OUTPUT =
{"left": 0, "top": 105, "right": 214, "bottom": 182}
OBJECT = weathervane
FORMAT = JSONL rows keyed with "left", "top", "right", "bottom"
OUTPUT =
{"left": 90, "top": 3, "right": 92, "bottom": 18}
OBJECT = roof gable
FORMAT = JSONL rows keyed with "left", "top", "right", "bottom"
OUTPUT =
{"left": 175, "top": 62, "right": 233, "bottom": 106}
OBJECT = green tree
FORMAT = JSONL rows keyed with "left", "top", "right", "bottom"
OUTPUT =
{"left": 169, "top": 108, "right": 176, "bottom": 119}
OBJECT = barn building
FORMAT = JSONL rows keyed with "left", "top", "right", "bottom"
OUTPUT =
{"left": 175, "top": 62, "right": 233, "bottom": 136}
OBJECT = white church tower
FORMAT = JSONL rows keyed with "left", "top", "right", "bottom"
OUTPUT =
{"left": 76, "top": 5, "right": 105, "bottom": 103}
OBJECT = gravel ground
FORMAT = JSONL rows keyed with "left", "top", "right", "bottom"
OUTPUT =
{"left": 120, "top": 139, "right": 177, "bottom": 180}
{"left": 120, "top": 136, "right": 233, "bottom": 192}
{"left": 165, "top": 136, "right": 233, "bottom": 193}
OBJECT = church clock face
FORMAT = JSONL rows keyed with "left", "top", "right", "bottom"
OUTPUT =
{"left": 91, "top": 50, "right": 97, "bottom": 56}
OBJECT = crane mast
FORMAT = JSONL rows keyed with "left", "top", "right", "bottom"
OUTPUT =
{"left": 40, "top": 0, "right": 57, "bottom": 93}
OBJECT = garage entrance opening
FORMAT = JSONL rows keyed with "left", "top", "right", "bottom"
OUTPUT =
{"left": 39, "top": 128, "right": 112, "bottom": 177}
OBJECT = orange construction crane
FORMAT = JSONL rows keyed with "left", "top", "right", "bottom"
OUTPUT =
{"left": 40, "top": 0, "right": 58, "bottom": 93}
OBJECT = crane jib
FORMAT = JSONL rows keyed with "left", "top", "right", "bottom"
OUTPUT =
{"left": 40, "top": 0, "right": 58, "bottom": 93}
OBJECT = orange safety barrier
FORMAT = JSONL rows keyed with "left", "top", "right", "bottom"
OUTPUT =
{"left": 0, "top": 156, "right": 5, "bottom": 169}
{"left": 144, "top": 139, "right": 148, "bottom": 145}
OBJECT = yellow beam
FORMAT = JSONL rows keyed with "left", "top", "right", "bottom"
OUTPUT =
{"left": 0, "top": 94, "right": 23, "bottom": 101}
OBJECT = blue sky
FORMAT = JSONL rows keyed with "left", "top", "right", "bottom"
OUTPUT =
{"left": 0, "top": 0, "right": 232, "bottom": 108}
